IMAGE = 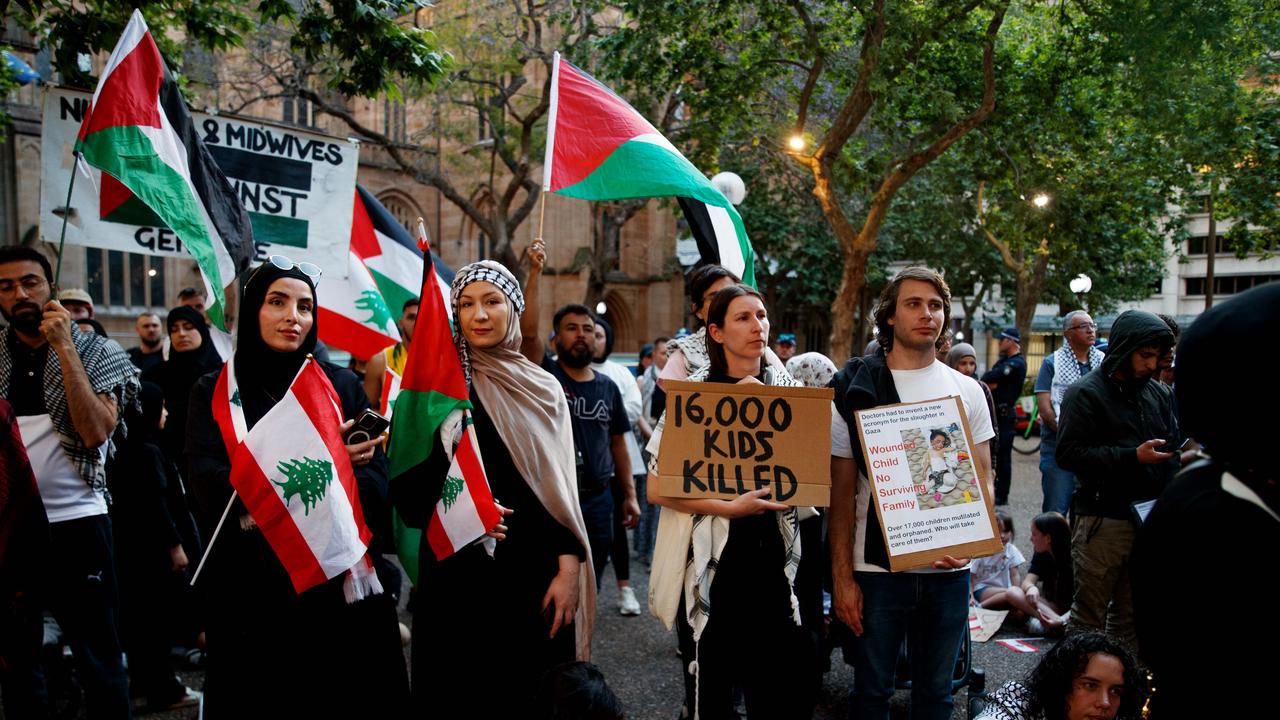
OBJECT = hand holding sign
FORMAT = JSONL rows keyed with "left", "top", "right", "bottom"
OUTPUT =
{"left": 656, "top": 381, "right": 833, "bottom": 507}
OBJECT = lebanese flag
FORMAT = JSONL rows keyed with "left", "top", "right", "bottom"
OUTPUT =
{"left": 349, "top": 185, "right": 454, "bottom": 321}
{"left": 543, "top": 52, "right": 755, "bottom": 285}
{"left": 75, "top": 10, "right": 253, "bottom": 329}
{"left": 316, "top": 246, "right": 402, "bottom": 361}
{"left": 387, "top": 226, "right": 499, "bottom": 562}
{"left": 213, "top": 357, "right": 378, "bottom": 596}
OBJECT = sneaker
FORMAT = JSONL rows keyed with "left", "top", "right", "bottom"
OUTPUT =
{"left": 618, "top": 586, "right": 641, "bottom": 616}
{"left": 148, "top": 686, "right": 202, "bottom": 712}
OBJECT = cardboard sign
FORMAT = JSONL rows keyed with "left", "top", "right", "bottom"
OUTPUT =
{"left": 40, "top": 87, "right": 358, "bottom": 277}
{"left": 853, "top": 396, "right": 1002, "bottom": 570}
{"left": 656, "top": 380, "right": 833, "bottom": 506}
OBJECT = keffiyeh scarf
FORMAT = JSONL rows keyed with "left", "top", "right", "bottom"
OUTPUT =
{"left": 0, "top": 327, "right": 139, "bottom": 495}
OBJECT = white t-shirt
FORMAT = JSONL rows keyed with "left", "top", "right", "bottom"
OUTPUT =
{"left": 831, "top": 360, "right": 995, "bottom": 573}
{"left": 15, "top": 414, "right": 108, "bottom": 522}
{"left": 971, "top": 542, "right": 1026, "bottom": 590}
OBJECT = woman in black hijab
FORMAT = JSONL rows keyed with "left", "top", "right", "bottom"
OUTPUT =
{"left": 144, "top": 306, "right": 220, "bottom": 471}
{"left": 184, "top": 260, "right": 408, "bottom": 717}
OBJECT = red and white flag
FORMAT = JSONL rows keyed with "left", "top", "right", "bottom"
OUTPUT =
{"left": 425, "top": 417, "right": 498, "bottom": 561}
{"left": 212, "top": 356, "right": 381, "bottom": 598}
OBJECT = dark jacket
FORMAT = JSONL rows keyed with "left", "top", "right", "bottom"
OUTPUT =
{"left": 1056, "top": 310, "right": 1178, "bottom": 519}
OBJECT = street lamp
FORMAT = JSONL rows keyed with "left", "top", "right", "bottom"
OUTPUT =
{"left": 1032, "top": 193, "right": 1051, "bottom": 209}
{"left": 788, "top": 135, "right": 806, "bottom": 152}
{"left": 595, "top": 300, "right": 608, "bottom": 315}
{"left": 1070, "top": 274, "right": 1092, "bottom": 310}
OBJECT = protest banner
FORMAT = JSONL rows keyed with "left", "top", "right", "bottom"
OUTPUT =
{"left": 40, "top": 87, "right": 357, "bottom": 277}
{"left": 656, "top": 380, "right": 832, "bottom": 506}
{"left": 853, "top": 396, "right": 1002, "bottom": 571}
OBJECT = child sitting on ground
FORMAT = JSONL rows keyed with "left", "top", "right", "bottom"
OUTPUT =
{"left": 1004, "top": 512, "right": 1073, "bottom": 635}
{"left": 970, "top": 511, "right": 1026, "bottom": 618}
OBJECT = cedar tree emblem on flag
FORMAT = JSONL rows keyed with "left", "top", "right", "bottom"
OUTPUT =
{"left": 274, "top": 457, "right": 334, "bottom": 515}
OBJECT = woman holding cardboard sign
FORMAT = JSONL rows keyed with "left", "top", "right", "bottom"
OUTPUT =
{"left": 645, "top": 284, "right": 819, "bottom": 720}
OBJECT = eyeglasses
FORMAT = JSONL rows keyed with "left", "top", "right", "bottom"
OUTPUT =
{"left": 0, "top": 275, "right": 47, "bottom": 296}
{"left": 1067, "top": 322, "right": 1097, "bottom": 332}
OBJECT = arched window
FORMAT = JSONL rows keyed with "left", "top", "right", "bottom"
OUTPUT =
{"left": 376, "top": 190, "right": 425, "bottom": 237}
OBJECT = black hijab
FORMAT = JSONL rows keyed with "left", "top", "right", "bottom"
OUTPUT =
{"left": 145, "top": 306, "right": 222, "bottom": 460}
{"left": 234, "top": 263, "right": 319, "bottom": 428}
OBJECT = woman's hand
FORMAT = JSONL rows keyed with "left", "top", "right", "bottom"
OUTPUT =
{"left": 723, "top": 488, "right": 788, "bottom": 518}
{"left": 526, "top": 240, "right": 547, "bottom": 274}
{"left": 485, "top": 502, "right": 514, "bottom": 541}
{"left": 170, "top": 544, "right": 189, "bottom": 572}
{"left": 339, "top": 419, "right": 385, "bottom": 467}
{"left": 542, "top": 556, "right": 580, "bottom": 639}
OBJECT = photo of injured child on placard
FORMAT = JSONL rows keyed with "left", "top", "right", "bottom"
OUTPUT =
{"left": 900, "top": 423, "right": 982, "bottom": 510}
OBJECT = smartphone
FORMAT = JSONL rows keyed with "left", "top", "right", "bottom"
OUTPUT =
{"left": 344, "top": 409, "right": 390, "bottom": 445}
{"left": 1156, "top": 438, "right": 1191, "bottom": 454}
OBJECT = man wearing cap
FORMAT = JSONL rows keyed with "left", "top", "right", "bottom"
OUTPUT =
{"left": 773, "top": 332, "right": 797, "bottom": 362}
{"left": 58, "top": 288, "right": 95, "bottom": 324}
{"left": 982, "top": 327, "right": 1026, "bottom": 505}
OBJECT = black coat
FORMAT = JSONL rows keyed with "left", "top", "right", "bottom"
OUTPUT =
{"left": 1056, "top": 311, "right": 1179, "bottom": 518}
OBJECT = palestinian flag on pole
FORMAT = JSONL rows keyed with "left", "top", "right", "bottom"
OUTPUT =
{"left": 75, "top": 9, "right": 252, "bottom": 329}
{"left": 213, "top": 356, "right": 380, "bottom": 598}
{"left": 542, "top": 51, "right": 755, "bottom": 285}
{"left": 387, "top": 224, "right": 499, "bottom": 563}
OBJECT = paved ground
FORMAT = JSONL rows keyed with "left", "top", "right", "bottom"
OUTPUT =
{"left": 11, "top": 450, "right": 1051, "bottom": 720}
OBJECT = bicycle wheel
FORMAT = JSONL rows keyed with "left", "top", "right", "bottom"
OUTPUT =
{"left": 1012, "top": 432, "right": 1041, "bottom": 455}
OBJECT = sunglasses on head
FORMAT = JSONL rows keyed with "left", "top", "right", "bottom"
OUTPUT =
{"left": 267, "top": 254, "right": 322, "bottom": 281}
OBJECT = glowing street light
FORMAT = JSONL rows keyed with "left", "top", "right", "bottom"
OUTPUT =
{"left": 1032, "top": 193, "right": 1051, "bottom": 208}
{"left": 595, "top": 300, "right": 608, "bottom": 315}
{"left": 788, "top": 135, "right": 806, "bottom": 152}
{"left": 1069, "top": 274, "right": 1092, "bottom": 295}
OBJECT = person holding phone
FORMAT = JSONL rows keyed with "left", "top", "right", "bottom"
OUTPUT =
{"left": 390, "top": 256, "right": 593, "bottom": 709}
{"left": 184, "top": 258, "right": 407, "bottom": 717}
{"left": 1056, "top": 310, "right": 1178, "bottom": 648}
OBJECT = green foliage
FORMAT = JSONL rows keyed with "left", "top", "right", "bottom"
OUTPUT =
{"left": 5, "top": 0, "right": 447, "bottom": 97}
{"left": 0, "top": 46, "right": 19, "bottom": 138}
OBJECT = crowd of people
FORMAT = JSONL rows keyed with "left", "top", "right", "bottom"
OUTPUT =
{"left": 1, "top": 240, "right": 1275, "bottom": 719}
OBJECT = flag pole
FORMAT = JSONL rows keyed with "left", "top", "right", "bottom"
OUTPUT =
{"left": 536, "top": 188, "right": 547, "bottom": 242}
{"left": 53, "top": 152, "right": 80, "bottom": 286}
{"left": 189, "top": 490, "right": 238, "bottom": 586}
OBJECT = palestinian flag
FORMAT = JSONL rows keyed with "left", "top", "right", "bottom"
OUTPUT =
{"left": 213, "top": 357, "right": 379, "bottom": 597}
{"left": 75, "top": 10, "right": 252, "bottom": 329}
{"left": 350, "top": 185, "right": 454, "bottom": 321}
{"left": 542, "top": 51, "right": 755, "bottom": 285}
{"left": 387, "top": 228, "right": 499, "bottom": 563}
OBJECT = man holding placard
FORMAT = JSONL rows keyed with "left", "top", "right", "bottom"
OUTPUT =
{"left": 829, "top": 267, "right": 997, "bottom": 720}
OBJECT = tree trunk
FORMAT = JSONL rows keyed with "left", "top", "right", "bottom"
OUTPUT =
{"left": 584, "top": 200, "right": 646, "bottom": 305}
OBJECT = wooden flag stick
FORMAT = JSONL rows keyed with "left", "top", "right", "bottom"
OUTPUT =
{"left": 536, "top": 188, "right": 547, "bottom": 243}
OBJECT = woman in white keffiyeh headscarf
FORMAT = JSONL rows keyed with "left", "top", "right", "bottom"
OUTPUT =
{"left": 399, "top": 260, "right": 595, "bottom": 711}
{"left": 644, "top": 283, "right": 819, "bottom": 719}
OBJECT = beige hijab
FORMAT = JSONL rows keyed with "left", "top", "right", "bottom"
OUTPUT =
{"left": 450, "top": 260, "right": 596, "bottom": 659}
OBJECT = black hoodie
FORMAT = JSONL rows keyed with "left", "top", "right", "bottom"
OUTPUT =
{"left": 1056, "top": 310, "right": 1178, "bottom": 518}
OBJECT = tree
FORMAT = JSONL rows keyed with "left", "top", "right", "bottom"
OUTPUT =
{"left": 3, "top": 1, "right": 446, "bottom": 96}
{"left": 599, "top": 0, "right": 1012, "bottom": 357}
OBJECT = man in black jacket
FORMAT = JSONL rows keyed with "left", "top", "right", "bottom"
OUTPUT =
{"left": 1057, "top": 309, "right": 1178, "bottom": 647}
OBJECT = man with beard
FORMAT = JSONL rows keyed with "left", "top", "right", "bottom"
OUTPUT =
{"left": 128, "top": 312, "right": 165, "bottom": 373}
{"left": 1057, "top": 309, "right": 1178, "bottom": 648}
{"left": 519, "top": 247, "right": 639, "bottom": 592}
{"left": 829, "top": 267, "right": 994, "bottom": 720}
{"left": 0, "top": 246, "right": 139, "bottom": 718}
